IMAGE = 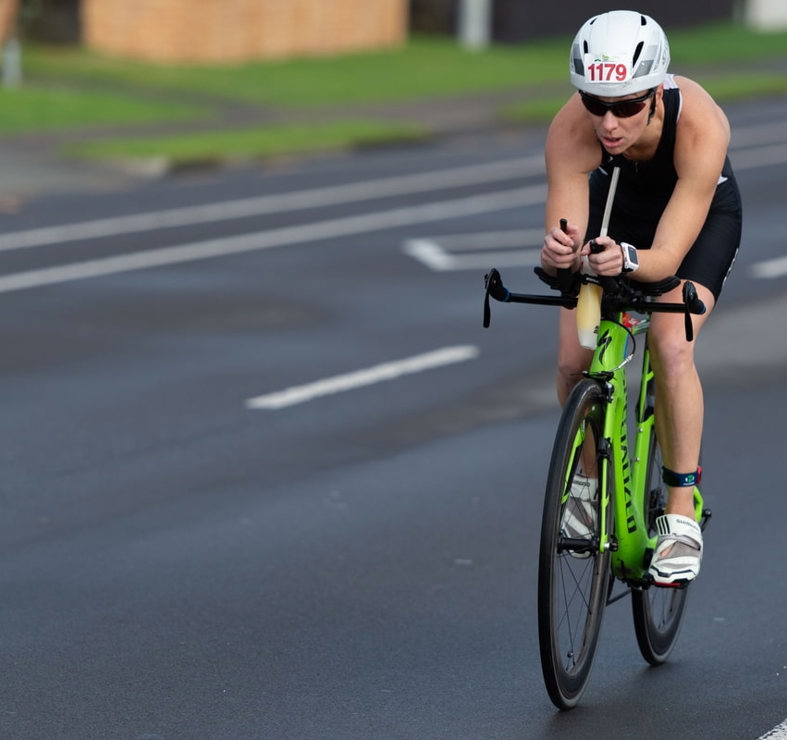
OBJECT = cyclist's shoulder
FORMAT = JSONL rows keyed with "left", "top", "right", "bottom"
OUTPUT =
{"left": 672, "top": 75, "right": 729, "bottom": 122}
{"left": 672, "top": 75, "right": 730, "bottom": 147}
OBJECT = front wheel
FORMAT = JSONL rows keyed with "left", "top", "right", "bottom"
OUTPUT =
{"left": 631, "top": 422, "right": 690, "bottom": 664}
{"left": 538, "top": 379, "right": 611, "bottom": 710}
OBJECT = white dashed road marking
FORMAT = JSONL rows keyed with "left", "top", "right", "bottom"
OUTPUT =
{"left": 758, "top": 718, "right": 787, "bottom": 740}
{"left": 245, "top": 345, "right": 480, "bottom": 410}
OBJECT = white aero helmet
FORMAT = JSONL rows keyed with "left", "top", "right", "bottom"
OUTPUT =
{"left": 569, "top": 11, "right": 670, "bottom": 97}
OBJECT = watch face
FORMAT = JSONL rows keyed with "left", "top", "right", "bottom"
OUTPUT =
{"left": 622, "top": 243, "right": 638, "bottom": 271}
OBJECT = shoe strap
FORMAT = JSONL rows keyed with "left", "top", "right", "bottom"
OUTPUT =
{"left": 655, "top": 514, "right": 702, "bottom": 549}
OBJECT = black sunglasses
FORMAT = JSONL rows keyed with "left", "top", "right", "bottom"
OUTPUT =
{"left": 579, "top": 88, "right": 656, "bottom": 118}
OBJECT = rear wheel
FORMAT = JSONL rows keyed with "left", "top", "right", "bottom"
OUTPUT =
{"left": 631, "top": 418, "right": 690, "bottom": 664}
{"left": 538, "top": 379, "right": 611, "bottom": 710}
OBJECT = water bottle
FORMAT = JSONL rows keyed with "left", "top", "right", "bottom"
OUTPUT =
{"left": 576, "top": 282, "right": 601, "bottom": 349}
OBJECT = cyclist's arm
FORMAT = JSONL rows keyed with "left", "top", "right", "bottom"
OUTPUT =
{"left": 541, "top": 95, "right": 602, "bottom": 275}
{"left": 631, "top": 78, "right": 731, "bottom": 282}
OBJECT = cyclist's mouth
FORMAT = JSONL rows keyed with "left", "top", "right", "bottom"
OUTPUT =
{"left": 601, "top": 136, "right": 624, "bottom": 150}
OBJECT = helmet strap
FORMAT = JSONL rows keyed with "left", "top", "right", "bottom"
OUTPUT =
{"left": 647, "top": 95, "right": 657, "bottom": 125}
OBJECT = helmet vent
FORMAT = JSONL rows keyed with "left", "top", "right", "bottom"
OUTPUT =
{"left": 632, "top": 41, "right": 644, "bottom": 66}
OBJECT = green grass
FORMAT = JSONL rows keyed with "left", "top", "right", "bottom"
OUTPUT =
{"left": 24, "top": 37, "right": 568, "bottom": 107}
{"left": 12, "top": 20, "right": 787, "bottom": 162}
{"left": 68, "top": 119, "right": 429, "bottom": 163}
{"left": 23, "top": 21, "right": 787, "bottom": 108}
{"left": 0, "top": 86, "right": 203, "bottom": 134}
{"left": 701, "top": 71, "right": 787, "bottom": 101}
{"left": 668, "top": 21, "right": 787, "bottom": 63}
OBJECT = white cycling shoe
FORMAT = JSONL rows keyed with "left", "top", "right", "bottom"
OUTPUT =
{"left": 648, "top": 514, "right": 703, "bottom": 587}
{"left": 561, "top": 474, "right": 598, "bottom": 558}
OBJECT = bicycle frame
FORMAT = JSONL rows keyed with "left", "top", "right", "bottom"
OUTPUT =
{"left": 587, "top": 314, "right": 653, "bottom": 582}
{"left": 482, "top": 266, "right": 708, "bottom": 580}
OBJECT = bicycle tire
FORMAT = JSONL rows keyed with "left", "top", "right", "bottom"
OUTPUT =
{"left": 538, "top": 379, "right": 612, "bottom": 710}
{"left": 631, "top": 420, "right": 690, "bottom": 664}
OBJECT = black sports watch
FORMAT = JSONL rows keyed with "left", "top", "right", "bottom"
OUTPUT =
{"left": 620, "top": 242, "right": 639, "bottom": 273}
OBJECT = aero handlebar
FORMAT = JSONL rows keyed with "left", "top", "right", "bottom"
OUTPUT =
{"left": 483, "top": 267, "right": 706, "bottom": 341}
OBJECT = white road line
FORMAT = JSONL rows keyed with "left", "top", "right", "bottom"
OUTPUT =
{"left": 0, "top": 185, "right": 544, "bottom": 294}
{"left": 0, "top": 155, "right": 544, "bottom": 253}
{"left": 730, "top": 142, "right": 787, "bottom": 171}
{"left": 750, "top": 254, "right": 787, "bottom": 279}
{"left": 404, "top": 239, "right": 541, "bottom": 271}
{"left": 404, "top": 228, "right": 544, "bottom": 270}
{"left": 731, "top": 122, "right": 787, "bottom": 149}
{"left": 421, "top": 228, "right": 545, "bottom": 251}
{"left": 0, "top": 122, "right": 781, "bottom": 255}
{"left": 402, "top": 239, "right": 457, "bottom": 271}
{"left": 245, "top": 345, "right": 480, "bottom": 410}
{"left": 0, "top": 133, "right": 783, "bottom": 290}
{"left": 759, "top": 719, "right": 787, "bottom": 740}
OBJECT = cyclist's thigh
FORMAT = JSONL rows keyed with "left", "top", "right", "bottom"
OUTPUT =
{"left": 676, "top": 187, "right": 742, "bottom": 303}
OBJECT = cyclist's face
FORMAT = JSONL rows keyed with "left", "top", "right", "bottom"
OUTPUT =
{"left": 582, "top": 88, "right": 659, "bottom": 154}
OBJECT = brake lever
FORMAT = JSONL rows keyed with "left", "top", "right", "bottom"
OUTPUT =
{"left": 555, "top": 219, "right": 576, "bottom": 295}
{"left": 483, "top": 268, "right": 509, "bottom": 327}
{"left": 682, "top": 281, "right": 706, "bottom": 342}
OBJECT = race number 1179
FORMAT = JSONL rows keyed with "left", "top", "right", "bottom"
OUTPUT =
{"left": 588, "top": 62, "right": 628, "bottom": 82}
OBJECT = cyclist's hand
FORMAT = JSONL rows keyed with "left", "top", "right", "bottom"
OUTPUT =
{"left": 582, "top": 236, "right": 624, "bottom": 276}
{"left": 541, "top": 221, "right": 581, "bottom": 272}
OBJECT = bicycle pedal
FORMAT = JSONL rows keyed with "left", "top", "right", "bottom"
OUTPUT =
{"left": 654, "top": 579, "right": 691, "bottom": 591}
{"left": 648, "top": 569, "right": 693, "bottom": 590}
{"left": 700, "top": 508, "right": 712, "bottom": 532}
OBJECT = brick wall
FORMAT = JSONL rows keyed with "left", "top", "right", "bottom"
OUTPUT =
{"left": 81, "top": 0, "right": 409, "bottom": 64}
{"left": 0, "top": 0, "right": 19, "bottom": 41}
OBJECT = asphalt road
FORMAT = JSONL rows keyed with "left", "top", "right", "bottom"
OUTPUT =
{"left": 0, "top": 97, "right": 785, "bottom": 739}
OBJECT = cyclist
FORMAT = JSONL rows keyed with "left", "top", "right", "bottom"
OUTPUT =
{"left": 539, "top": 10, "right": 742, "bottom": 586}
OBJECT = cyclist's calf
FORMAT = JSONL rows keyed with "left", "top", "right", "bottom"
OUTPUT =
{"left": 556, "top": 308, "right": 595, "bottom": 404}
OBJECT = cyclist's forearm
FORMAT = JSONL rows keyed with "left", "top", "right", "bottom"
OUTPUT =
{"left": 633, "top": 246, "right": 687, "bottom": 283}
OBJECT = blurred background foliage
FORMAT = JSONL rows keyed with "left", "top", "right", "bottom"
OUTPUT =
{"left": 2, "top": 1, "right": 786, "bottom": 164}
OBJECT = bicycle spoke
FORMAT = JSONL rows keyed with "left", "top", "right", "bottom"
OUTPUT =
{"left": 556, "top": 555, "right": 598, "bottom": 671}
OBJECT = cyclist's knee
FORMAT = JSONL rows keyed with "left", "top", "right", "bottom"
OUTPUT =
{"left": 650, "top": 325, "right": 696, "bottom": 378}
{"left": 649, "top": 281, "right": 714, "bottom": 378}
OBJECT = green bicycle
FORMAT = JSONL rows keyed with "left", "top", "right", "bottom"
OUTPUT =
{"left": 482, "top": 259, "right": 711, "bottom": 710}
